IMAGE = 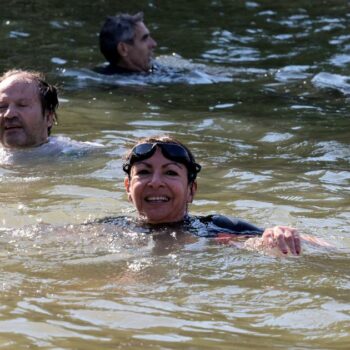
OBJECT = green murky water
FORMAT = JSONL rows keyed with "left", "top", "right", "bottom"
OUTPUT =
{"left": 0, "top": 1, "right": 349, "bottom": 348}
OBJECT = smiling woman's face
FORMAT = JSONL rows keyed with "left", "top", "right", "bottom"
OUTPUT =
{"left": 124, "top": 147, "right": 196, "bottom": 224}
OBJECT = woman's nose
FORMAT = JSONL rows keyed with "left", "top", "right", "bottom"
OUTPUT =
{"left": 147, "top": 172, "right": 163, "bottom": 187}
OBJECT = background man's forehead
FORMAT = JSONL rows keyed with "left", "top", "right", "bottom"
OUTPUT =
{"left": 0, "top": 79, "right": 40, "bottom": 100}
{"left": 0, "top": 76, "right": 39, "bottom": 89}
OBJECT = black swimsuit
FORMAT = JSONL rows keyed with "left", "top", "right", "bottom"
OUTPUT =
{"left": 186, "top": 215, "right": 264, "bottom": 237}
{"left": 97, "top": 214, "right": 264, "bottom": 238}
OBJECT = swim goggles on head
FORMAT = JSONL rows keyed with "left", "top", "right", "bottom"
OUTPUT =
{"left": 122, "top": 142, "right": 201, "bottom": 182}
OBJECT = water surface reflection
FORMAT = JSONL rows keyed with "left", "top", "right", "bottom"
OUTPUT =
{"left": 0, "top": 0, "right": 349, "bottom": 349}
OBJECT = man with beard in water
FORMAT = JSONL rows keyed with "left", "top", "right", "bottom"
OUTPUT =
{"left": 0, "top": 69, "right": 58, "bottom": 149}
{"left": 97, "top": 12, "right": 157, "bottom": 75}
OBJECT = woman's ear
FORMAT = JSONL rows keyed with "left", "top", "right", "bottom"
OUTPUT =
{"left": 124, "top": 177, "right": 133, "bottom": 202}
{"left": 187, "top": 181, "right": 197, "bottom": 203}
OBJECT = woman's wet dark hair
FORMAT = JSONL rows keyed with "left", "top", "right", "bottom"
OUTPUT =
{"left": 0, "top": 69, "right": 59, "bottom": 135}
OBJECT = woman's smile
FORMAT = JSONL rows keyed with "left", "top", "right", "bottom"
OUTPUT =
{"left": 144, "top": 195, "right": 170, "bottom": 202}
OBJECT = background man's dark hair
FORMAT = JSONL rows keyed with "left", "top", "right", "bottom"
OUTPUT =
{"left": 99, "top": 12, "right": 144, "bottom": 65}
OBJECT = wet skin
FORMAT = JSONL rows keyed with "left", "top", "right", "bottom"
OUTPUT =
{"left": 124, "top": 148, "right": 196, "bottom": 224}
{"left": 0, "top": 75, "right": 53, "bottom": 148}
{"left": 118, "top": 21, "right": 157, "bottom": 72}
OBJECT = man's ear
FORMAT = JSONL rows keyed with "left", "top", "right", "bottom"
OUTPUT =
{"left": 45, "top": 111, "right": 54, "bottom": 129}
{"left": 124, "top": 177, "right": 133, "bottom": 202}
{"left": 117, "top": 42, "right": 129, "bottom": 57}
{"left": 187, "top": 181, "right": 197, "bottom": 203}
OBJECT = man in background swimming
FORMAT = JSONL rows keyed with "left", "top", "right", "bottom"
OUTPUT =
{"left": 0, "top": 69, "right": 58, "bottom": 149}
{"left": 97, "top": 12, "right": 157, "bottom": 74}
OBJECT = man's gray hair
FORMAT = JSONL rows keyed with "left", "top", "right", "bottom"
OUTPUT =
{"left": 99, "top": 12, "right": 144, "bottom": 65}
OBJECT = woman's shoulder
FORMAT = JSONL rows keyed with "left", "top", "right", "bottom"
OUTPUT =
{"left": 189, "top": 214, "right": 264, "bottom": 236}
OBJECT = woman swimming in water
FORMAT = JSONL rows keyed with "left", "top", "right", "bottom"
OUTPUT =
{"left": 102, "top": 135, "right": 324, "bottom": 255}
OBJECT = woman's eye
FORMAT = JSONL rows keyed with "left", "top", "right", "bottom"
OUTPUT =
{"left": 136, "top": 169, "right": 150, "bottom": 175}
{"left": 166, "top": 170, "right": 178, "bottom": 176}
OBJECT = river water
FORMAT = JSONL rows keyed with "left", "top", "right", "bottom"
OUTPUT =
{"left": 0, "top": 1, "right": 349, "bottom": 349}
